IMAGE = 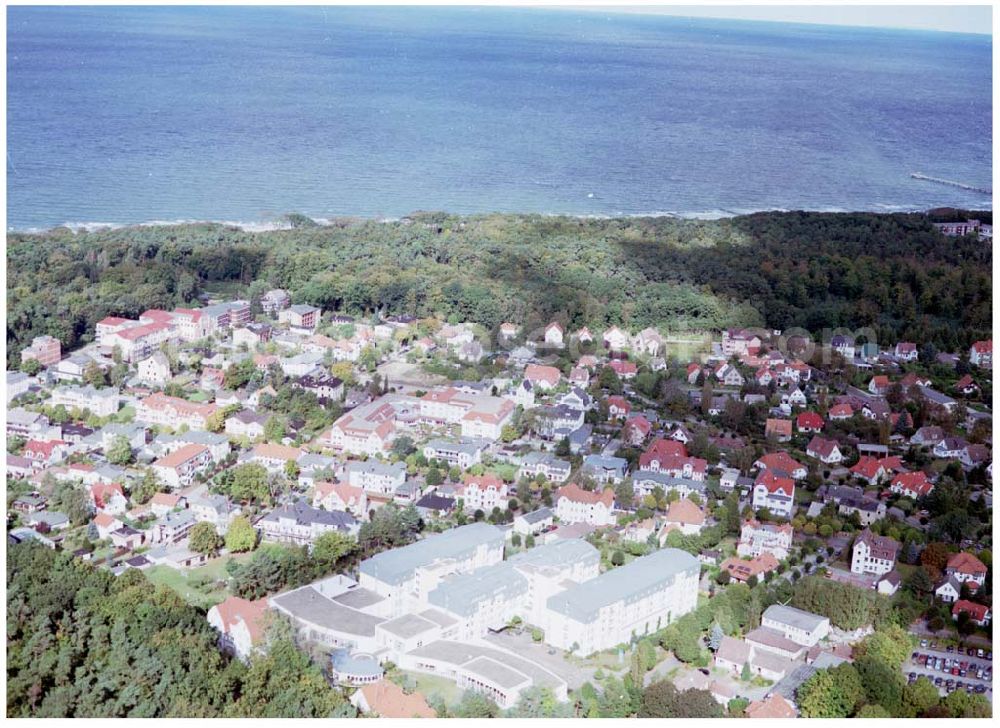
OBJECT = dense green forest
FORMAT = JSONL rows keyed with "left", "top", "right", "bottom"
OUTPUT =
{"left": 7, "top": 210, "right": 991, "bottom": 366}
{"left": 6, "top": 544, "right": 351, "bottom": 718}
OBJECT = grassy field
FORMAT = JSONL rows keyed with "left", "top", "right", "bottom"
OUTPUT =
{"left": 399, "top": 671, "right": 464, "bottom": 708}
{"left": 145, "top": 551, "right": 255, "bottom": 609}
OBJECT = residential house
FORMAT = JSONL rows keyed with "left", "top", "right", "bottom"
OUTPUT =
{"left": 659, "top": 499, "right": 705, "bottom": 537}
{"left": 152, "top": 444, "right": 212, "bottom": 489}
{"left": 969, "top": 340, "right": 992, "bottom": 369}
{"left": 190, "top": 494, "right": 242, "bottom": 534}
{"left": 850, "top": 528, "right": 898, "bottom": 576}
{"left": 952, "top": 600, "right": 991, "bottom": 627}
{"left": 258, "top": 499, "right": 360, "bottom": 546}
{"left": 806, "top": 436, "right": 843, "bottom": 465}
{"left": 720, "top": 553, "right": 779, "bottom": 583}
{"left": 582, "top": 455, "right": 628, "bottom": 484}
{"left": 313, "top": 481, "right": 368, "bottom": 519}
{"left": 137, "top": 352, "right": 172, "bottom": 386}
{"left": 523, "top": 364, "right": 561, "bottom": 391}
{"left": 279, "top": 304, "right": 321, "bottom": 331}
{"left": 765, "top": 418, "right": 793, "bottom": 442}
{"left": 554, "top": 483, "right": 615, "bottom": 527}
{"left": 513, "top": 507, "right": 554, "bottom": 536}
{"left": 945, "top": 552, "right": 988, "bottom": 592}
{"left": 21, "top": 334, "right": 62, "bottom": 367}
{"left": 738, "top": 520, "right": 793, "bottom": 560}
{"left": 543, "top": 322, "right": 564, "bottom": 348}
{"left": 796, "top": 411, "right": 824, "bottom": 434}
{"left": 889, "top": 471, "right": 933, "bottom": 499}
{"left": 754, "top": 452, "right": 807, "bottom": 480}
{"left": 894, "top": 342, "right": 918, "bottom": 361}
{"left": 752, "top": 471, "right": 795, "bottom": 518}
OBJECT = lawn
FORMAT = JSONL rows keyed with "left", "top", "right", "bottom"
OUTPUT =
{"left": 145, "top": 551, "right": 255, "bottom": 609}
{"left": 397, "top": 671, "right": 464, "bottom": 708}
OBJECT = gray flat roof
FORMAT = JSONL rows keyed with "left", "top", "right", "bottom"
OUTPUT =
{"left": 419, "top": 608, "right": 458, "bottom": 628}
{"left": 408, "top": 640, "right": 564, "bottom": 691}
{"left": 428, "top": 562, "right": 527, "bottom": 617}
{"left": 378, "top": 613, "right": 439, "bottom": 639}
{"left": 359, "top": 522, "right": 504, "bottom": 586}
{"left": 270, "top": 586, "right": 385, "bottom": 637}
{"left": 462, "top": 657, "right": 531, "bottom": 689}
{"left": 763, "top": 604, "right": 829, "bottom": 633}
{"left": 546, "top": 547, "right": 700, "bottom": 623}
{"left": 332, "top": 586, "right": 385, "bottom": 610}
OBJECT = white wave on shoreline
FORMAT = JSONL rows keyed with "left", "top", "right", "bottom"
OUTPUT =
{"left": 4, "top": 203, "right": 960, "bottom": 234}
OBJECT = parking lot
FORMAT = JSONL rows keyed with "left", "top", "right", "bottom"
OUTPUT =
{"left": 905, "top": 641, "right": 993, "bottom": 700}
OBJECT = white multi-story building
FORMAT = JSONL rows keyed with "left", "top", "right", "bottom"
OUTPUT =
{"left": 258, "top": 499, "right": 360, "bottom": 546}
{"left": 359, "top": 523, "right": 506, "bottom": 617}
{"left": 760, "top": 604, "right": 830, "bottom": 647}
{"left": 751, "top": 472, "right": 795, "bottom": 518}
{"left": 345, "top": 460, "right": 407, "bottom": 496}
{"left": 50, "top": 384, "right": 120, "bottom": 418}
{"left": 423, "top": 438, "right": 488, "bottom": 470}
{"left": 554, "top": 483, "right": 615, "bottom": 527}
{"left": 738, "top": 520, "right": 793, "bottom": 561}
{"left": 136, "top": 393, "right": 219, "bottom": 430}
{"left": 151, "top": 444, "right": 213, "bottom": 489}
{"left": 851, "top": 528, "right": 898, "bottom": 576}
{"left": 543, "top": 548, "right": 700, "bottom": 655}
{"left": 137, "top": 352, "right": 171, "bottom": 386}
{"left": 455, "top": 474, "right": 508, "bottom": 513}
{"left": 419, "top": 388, "right": 515, "bottom": 440}
{"left": 327, "top": 396, "right": 414, "bottom": 456}
{"left": 207, "top": 596, "right": 269, "bottom": 662}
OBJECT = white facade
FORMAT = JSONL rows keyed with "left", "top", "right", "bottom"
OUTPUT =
{"left": 543, "top": 548, "right": 700, "bottom": 655}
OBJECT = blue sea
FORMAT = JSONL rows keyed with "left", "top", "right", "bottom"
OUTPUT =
{"left": 6, "top": 6, "right": 992, "bottom": 230}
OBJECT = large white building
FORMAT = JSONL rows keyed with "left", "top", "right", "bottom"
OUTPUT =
{"left": 761, "top": 604, "right": 829, "bottom": 647}
{"left": 50, "top": 384, "right": 120, "bottom": 418}
{"left": 543, "top": 548, "right": 700, "bottom": 655}
{"left": 419, "top": 388, "right": 515, "bottom": 440}
{"left": 358, "top": 523, "right": 506, "bottom": 616}
{"left": 345, "top": 460, "right": 407, "bottom": 496}
{"left": 851, "top": 528, "right": 898, "bottom": 576}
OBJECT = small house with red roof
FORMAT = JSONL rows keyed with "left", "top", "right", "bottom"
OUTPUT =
{"left": 313, "top": 481, "right": 368, "bottom": 519}
{"left": 754, "top": 452, "right": 807, "bottom": 480}
{"left": 606, "top": 395, "right": 631, "bottom": 420}
{"left": 752, "top": 470, "right": 795, "bottom": 518}
{"left": 954, "top": 374, "right": 980, "bottom": 396}
{"left": 894, "top": 342, "right": 918, "bottom": 361}
{"left": 622, "top": 415, "right": 652, "bottom": 446}
{"left": 608, "top": 359, "right": 638, "bottom": 380}
{"left": 868, "top": 375, "right": 890, "bottom": 395}
{"left": 969, "top": 340, "right": 992, "bottom": 369}
{"left": 806, "top": 436, "right": 843, "bottom": 465}
{"left": 90, "top": 482, "right": 127, "bottom": 516}
{"left": 765, "top": 418, "right": 793, "bottom": 442}
{"left": 889, "top": 471, "right": 933, "bottom": 499}
{"left": 828, "top": 403, "right": 853, "bottom": 420}
{"left": 207, "top": 596, "right": 270, "bottom": 661}
{"left": 945, "top": 552, "right": 988, "bottom": 590}
{"left": 850, "top": 457, "right": 887, "bottom": 486}
{"left": 796, "top": 411, "right": 824, "bottom": 434}
{"left": 952, "top": 600, "right": 991, "bottom": 627}
{"left": 523, "top": 363, "right": 561, "bottom": 391}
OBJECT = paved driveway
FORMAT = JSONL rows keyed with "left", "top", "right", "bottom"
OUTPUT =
{"left": 483, "top": 630, "right": 600, "bottom": 690}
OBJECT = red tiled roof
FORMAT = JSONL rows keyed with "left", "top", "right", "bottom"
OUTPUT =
{"left": 556, "top": 482, "right": 614, "bottom": 508}
{"left": 952, "top": 600, "right": 990, "bottom": 622}
{"left": 947, "top": 552, "right": 987, "bottom": 576}
{"left": 796, "top": 411, "right": 824, "bottom": 430}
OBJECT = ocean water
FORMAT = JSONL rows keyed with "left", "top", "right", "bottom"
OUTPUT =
{"left": 6, "top": 6, "right": 992, "bottom": 230}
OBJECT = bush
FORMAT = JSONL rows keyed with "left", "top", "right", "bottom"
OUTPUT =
{"left": 531, "top": 628, "right": 544, "bottom": 642}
